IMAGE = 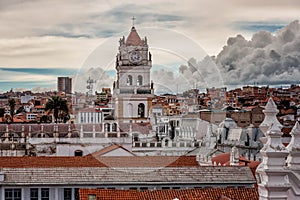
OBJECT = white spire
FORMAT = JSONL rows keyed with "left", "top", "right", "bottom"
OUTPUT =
{"left": 259, "top": 97, "right": 282, "bottom": 135}
{"left": 230, "top": 146, "right": 239, "bottom": 166}
{"left": 256, "top": 98, "right": 290, "bottom": 199}
{"left": 286, "top": 121, "right": 300, "bottom": 169}
{"left": 287, "top": 121, "right": 300, "bottom": 151}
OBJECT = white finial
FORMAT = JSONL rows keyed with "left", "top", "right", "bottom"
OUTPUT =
{"left": 287, "top": 121, "right": 300, "bottom": 151}
{"left": 259, "top": 97, "right": 282, "bottom": 134}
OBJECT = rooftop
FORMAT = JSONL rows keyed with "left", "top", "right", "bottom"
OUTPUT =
{"left": 0, "top": 166, "right": 255, "bottom": 186}
{"left": 95, "top": 155, "right": 199, "bottom": 167}
{"left": 79, "top": 188, "right": 259, "bottom": 200}
{"left": 0, "top": 156, "right": 106, "bottom": 168}
{"left": 125, "top": 27, "right": 145, "bottom": 46}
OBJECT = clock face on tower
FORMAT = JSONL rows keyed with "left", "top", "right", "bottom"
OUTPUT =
{"left": 129, "top": 50, "right": 142, "bottom": 63}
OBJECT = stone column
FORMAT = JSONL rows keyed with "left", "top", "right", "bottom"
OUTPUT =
{"left": 67, "top": 124, "right": 72, "bottom": 138}
{"left": 80, "top": 124, "right": 84, "bottom": 138}
{"left": 92, "top": 124, "right": 96, "bottom": 138}
{"left": 230, "top": 146, "right": 240, "bottom": 166}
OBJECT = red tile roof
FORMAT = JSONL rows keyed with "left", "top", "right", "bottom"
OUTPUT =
{"left": 80, "top": 189, "right": 138, "bottom": 200}
{"left": 79, "top": 188, "right": 259, "bottom": 200}
{"left": 125, "top": 27, "right": 145, "bottom": 46}
{"left": 90, "top": 144, "right": 135, "bottom": 157}
{"left": 34, "top": 105, "right": 45, "bottom": 109}
{"left": 212, "top": 152, "right": 249, "bottom": 166}
{"left": 95, "top": 156, "right": 199, "bottom": 168}
{"left": 0, "top": 155, "right": 198, "bottom": 168}
{"left": 0, "top": 156, "right": 107, "bottom": 168}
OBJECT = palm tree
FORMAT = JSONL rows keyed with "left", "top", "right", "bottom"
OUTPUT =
{"left": 8, "top": 98, "right": 16, "bottom": 123}
{"left": 45, "top": 96, "right": 69, "bottom": 123}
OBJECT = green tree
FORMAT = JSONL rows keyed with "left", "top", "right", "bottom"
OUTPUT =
{"left": 45, "top": 96, "right": 69, "bottom": 123}
{"left": 8, "top": 98, "right": 16, "bottom": 123}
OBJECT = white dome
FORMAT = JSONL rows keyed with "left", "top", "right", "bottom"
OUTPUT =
{"left": 219, "top": 118, "right": 237, "bottom": 129}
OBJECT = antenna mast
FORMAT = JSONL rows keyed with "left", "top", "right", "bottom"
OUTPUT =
{"left": 86, "top": 76, "right": 96, "bottom": 105}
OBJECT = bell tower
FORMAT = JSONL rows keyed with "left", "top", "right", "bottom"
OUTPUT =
{"left": 113, "top": 22, "right": 154, "bottom": 123}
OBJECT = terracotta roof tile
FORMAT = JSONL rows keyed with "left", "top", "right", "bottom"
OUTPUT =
{"left": 211, "top": 152, "right": 249, "bottom": 166}
{"left": 80, "top": 189, "right": 138, "bottom": 200}
{"left": 95, "top": 156, "right": 199, "bottom": 167}
{"left": 90, "top": 144, "right": 135, "bottom": 157}
{"left": 79, "top": 188, "right": 259, "bottom": 200}
{"left": 0, "top": 156, "right": 107, "bottom": 168}
{"left": 125, "top": 27, "right": 145, "bottom": 46}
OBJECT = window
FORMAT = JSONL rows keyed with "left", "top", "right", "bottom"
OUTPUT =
{"left": 5, "top": 189, "right": 21, "bottom": 200}
{"left": 88, "top": 194, "right": 96, "bottom": 200}
{"left": 112, "top": 123, "right": 117, "bottom": 132}
{"left": 41, "top": 188, "right": 49, "bottom": 200}
{"left": 127, "top": 75, "right": 133, "bottom": 86}
{"left": 30, "top": 188, "right": 38, "bottom": 200}
{"left": 74, "top": 188, "right": 80, "bottom": 200}
{"left": 105, "top": 123, "right": 110, "bottom": 132}
{"left": 137, "top": 75, "right": 143, "bottom": 86}
{"left": 64, "top": 188, "right": 72, "bottom": 200}
{"left": 138, "top": 103, "right": 145, "bottom": 118}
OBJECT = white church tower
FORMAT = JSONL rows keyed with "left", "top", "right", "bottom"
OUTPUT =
{"left": 113, "top": 21, "right": 154, "bottom": 123}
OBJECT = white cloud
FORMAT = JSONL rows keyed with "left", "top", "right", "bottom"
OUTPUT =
{"left": 184, "top": 20, "right": 300, "bottom": 86}
{"left": 0, "top": 36, "right": 103, "bottom": 68}
{"left": 0, "top": 69, "right": 56, "bottom": 82}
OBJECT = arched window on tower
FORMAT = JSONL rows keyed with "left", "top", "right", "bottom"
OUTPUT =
{"left": 137, "top": 75, "right": 143, "bottom": 86}
{"left": 105, "top": 123, "right": 111, "bottom": 132}
{"left": 138, "top": 103, "right": 145, "bottom": 118}
{"left": 112, "top": 123, "right": 117, "bottom": 132}
{"left": 127, "top": 75, "right": 133, "bottom": 86}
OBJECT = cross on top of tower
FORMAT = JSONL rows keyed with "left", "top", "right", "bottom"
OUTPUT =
{"left": 131, "top": 16, "right": 136, "bottom": 27}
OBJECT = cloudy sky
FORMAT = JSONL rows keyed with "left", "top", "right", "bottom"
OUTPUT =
{"left": 0, "top": 0, "right": 300, "bottom": 93}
